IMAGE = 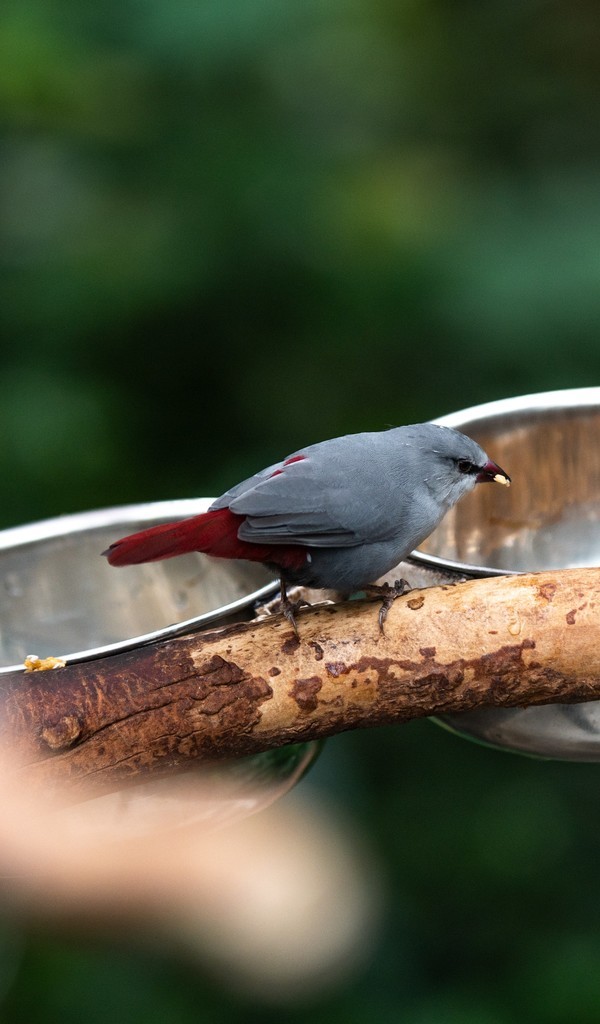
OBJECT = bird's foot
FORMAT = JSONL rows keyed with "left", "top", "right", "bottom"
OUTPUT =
{"left": 279, "top": 580, "right": 311, "bottom": 638}
{"left": 281, "top": 598, "right": 306, "bottom": 638}
{"left": 365, "top": 578, "right": 411, "bottom": 633}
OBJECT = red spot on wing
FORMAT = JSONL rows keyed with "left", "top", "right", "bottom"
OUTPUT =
{"left": 104, "top": 507, "right": 306, "bottom": 571}
{"left": 270, "top": 454, "right": 306, "bottom": 478}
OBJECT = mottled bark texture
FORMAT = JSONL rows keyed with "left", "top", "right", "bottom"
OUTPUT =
{"left": 3, "top": 569, "right": 600, "bottom": 798}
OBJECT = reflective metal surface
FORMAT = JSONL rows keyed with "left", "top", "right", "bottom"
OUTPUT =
{"left": 436, "top": 705, "right": 600, "bottom": 763}
{"left": 0, "top": 499, "right": 278, "bottom": 673}
{"left": 413, "top": 388, "right": 600, "bottom": 760}
{"left": 0, "top": 504, "right": 326, "bottom": 808}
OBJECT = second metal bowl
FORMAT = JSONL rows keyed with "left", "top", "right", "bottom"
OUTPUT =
{"left": 409, "top": 388, "right": 600, "bottom": 761}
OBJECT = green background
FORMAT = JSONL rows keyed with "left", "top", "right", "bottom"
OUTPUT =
{"left": 2, "top": 0, "right": 600, "bottom": 1020}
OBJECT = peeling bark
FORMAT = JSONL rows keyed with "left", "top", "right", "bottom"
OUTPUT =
{"left": 3, "top": 568, "right": 600, "bottom": 797}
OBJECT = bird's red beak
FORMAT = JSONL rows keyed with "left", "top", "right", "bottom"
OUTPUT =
{"left": 477, "top": 460, "right": 511, "bottom": 486}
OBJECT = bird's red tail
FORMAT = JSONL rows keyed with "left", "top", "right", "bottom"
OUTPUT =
{"left": 103, "top": 507, "right": 306, "bottom": 570}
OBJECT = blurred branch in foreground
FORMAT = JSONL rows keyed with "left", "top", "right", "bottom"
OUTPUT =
{"left": 0, "top": 758, "right": 379, "bottom": 1001}
{"left": 2, "top": 568, "right": 600, "bottom": 797}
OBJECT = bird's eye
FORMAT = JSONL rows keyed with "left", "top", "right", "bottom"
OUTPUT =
{"left": 457, "top": 459, "right": 475, "bottom": 474}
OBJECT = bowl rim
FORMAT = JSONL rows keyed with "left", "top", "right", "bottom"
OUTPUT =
{"left": 409, "top": 386, "right": 600, "bottom": 577}
{"left": 0, "top": 498, "right": 279, "bottom": 674}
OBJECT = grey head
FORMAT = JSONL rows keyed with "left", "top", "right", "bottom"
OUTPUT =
{"left": 394, "top": 423, "right": 511, "bottom": 514}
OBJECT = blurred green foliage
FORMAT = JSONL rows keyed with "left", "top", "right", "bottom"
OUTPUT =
{"left": 2, "top": 0, "right": 600, "bottom": 1020}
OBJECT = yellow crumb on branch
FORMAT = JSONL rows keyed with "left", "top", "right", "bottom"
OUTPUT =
{"left": 24, "top": 654, "right": 67, "bottom": 673}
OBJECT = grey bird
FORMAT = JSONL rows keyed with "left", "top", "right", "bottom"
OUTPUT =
{"left": 104, "top": 424, "right": 510, "bottom": 632}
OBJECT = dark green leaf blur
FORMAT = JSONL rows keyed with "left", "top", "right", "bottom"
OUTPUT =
{"left": 2, "top": 0, "right": 600, "bottom": 1020}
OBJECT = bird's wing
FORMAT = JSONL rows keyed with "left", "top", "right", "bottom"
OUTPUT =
{"left": 211, "top": 440, "right": 405, "bottom": 548}
{"left": 237, "top": 499, "right": 363, "bottom": 548}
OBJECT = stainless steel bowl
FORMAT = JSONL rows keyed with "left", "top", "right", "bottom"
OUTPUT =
{"left": 0, "top": 500, "right": 323, "bottom": 816}
{"left": 409, "top": 387, "right": 600, "bottom": 761}
{"left": 0, "top": 498, "right": 278, "bottom": 673}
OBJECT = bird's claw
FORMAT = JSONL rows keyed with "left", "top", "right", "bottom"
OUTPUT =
{"left": 281, "top": 599, "right": 305, "bottom": 638}
{"left": 279, "top": 579, "right": 311, "bottom": 638}
{"left": 365, "top": 578, "right": 411, "bottom": 633}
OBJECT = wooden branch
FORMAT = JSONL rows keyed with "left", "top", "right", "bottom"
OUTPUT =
{"left": 3, "top": 568, "right": 600, "bottom": 797}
